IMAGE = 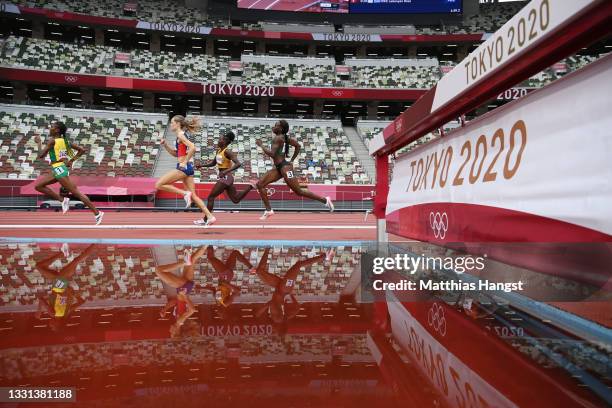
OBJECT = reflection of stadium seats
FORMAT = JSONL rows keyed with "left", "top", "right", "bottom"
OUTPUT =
{"left": 0, "top": 244, "right": 362, "bottom": 306}
{"left": 0, "top": 105, "right": 165, "bottom": 178}
{"left": 193, "top": 117, "right": 372, "bottom": 184}
{"left": 0, "top": 333, "right": 371, "bottom": 382}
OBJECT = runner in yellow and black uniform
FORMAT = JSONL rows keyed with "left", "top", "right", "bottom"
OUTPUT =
{"left": 34, "top": 121, "right": 103, "bottom": 225}
{"left": 35, "top": 243, "right": 96, "bottom": 331}
{"left": 195, "top": 131, "right": 256, "bottom": 225}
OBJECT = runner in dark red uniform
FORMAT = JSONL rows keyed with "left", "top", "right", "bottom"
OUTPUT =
{"left": 253, "top": 120, "right": 334, "bottom": 220}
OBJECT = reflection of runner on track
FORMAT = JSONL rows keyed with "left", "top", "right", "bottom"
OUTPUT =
{"left": 35, "top": 243, "right": 96, "bottom": 330}
{"left": 203, "top": 246, "right": 255, "bottom": 307}
{"left": 34, "top": 121, "right": 103, "bottom": 225}
{"left": 196, "top": 131, "right": 256, "bottom": 225}
{"left": 157, "top": 246, "right": 206, "bottom": 337}
{"left": 254, "top": 247, "right": 330, "bottom": 324}
{"left": 253, "top": 120, "right": 334, "bottom": 220}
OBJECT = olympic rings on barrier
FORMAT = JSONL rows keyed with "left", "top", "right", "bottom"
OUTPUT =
{"left": 427, "top": 302, "right": 447, "bottom": 337}
{"left": 429, "top": 211, "right": 449, "bottom": 239}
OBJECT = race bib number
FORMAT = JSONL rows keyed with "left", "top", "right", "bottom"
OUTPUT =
{"left": 53, "top": 167, "right": 64, "bottom": 176}
{"left": 286, "top": 171, "right": 294, "bottom": 179}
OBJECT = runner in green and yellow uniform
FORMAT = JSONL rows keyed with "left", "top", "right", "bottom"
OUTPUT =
{"left": 34, "top": 121, "right": 103, "bottom": 225}
{"left": 35, "top": 243, "right": 96, "bottom": 332}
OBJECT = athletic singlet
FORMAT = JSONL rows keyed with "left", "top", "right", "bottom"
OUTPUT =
{"left": 48, "top": 137, "right": 74, "bottom": 167}
{"left": 51, "top": 278, "right": 69, "bottom": 317}
{"left": 215, "top": 147, "right": 231, "bottom": 169}
{"left": 176, "top": 131, "right": 193, "bottom": 160}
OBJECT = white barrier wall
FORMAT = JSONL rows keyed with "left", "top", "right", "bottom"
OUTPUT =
{"left": 386, "top": 55, "right": 612, "bottom": 242}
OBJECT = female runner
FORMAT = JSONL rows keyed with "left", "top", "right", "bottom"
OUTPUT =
{"left": 34, "top": 121, "right": 103, "bottom": 225}
{"left": 157, "top": 246, "right": 206, "bottom": 337}
{"left": 253, "top": 120, "right": 333, "bottom": 220}
{"left": 254, "top": 247, "right": 332, "bottom": 324}
{"left": 35, "top": 243, "right": 96, "bottom": 331}
{"left": 195, "top": 131, "right": 255, "bottom": 225}
{"left": 202, "top": 246, "right": 255, "bottom": 307}
{"left": 155, "top": 115, "right": 216, "bottom": 226}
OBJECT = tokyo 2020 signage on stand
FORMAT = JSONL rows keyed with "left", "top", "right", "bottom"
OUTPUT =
{"left": 386, "top": 55, "right": 612, "bottom": 243}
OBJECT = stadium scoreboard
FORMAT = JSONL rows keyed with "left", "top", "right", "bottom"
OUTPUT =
{"left": 237, "top": 0, "right": 462, "bottom": 14}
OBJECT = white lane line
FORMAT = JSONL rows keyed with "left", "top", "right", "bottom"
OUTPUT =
{"left": 0, "top": 224, "right": 375, "bottom": 230}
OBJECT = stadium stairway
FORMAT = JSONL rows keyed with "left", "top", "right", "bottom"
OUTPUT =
{"left": 152, "top": 122, "right": 177, "bottom": 178}
{"left": 342, "top": 125, "right": 376, "bottom": 182}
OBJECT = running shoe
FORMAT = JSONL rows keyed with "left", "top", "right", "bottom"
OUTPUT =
{"left": 193, "top": 218, "right": 207, "bottom": 226}
{"left": 325, "top": 197, "right": 335, "bottom": 212}
{"left": 259, "top": 210, "right": 274, "bottom": 220}
{"left": 94, "top": 211, "right": 104, "bottom": 226}
{"left": 61, "top": 197, "right": 70, "bottom": 214}
{"left": 205, "top": 216, "right": 217, "bottom": 227}
{"left": 183, "top": 191, "right": 192, "bottom": 208}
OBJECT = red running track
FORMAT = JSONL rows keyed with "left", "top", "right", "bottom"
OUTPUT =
{"left": 0, "top": 211, "right": 376, "bottom": 241}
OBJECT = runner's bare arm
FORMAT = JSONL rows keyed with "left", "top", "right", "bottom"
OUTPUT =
{"left": 256, "top": 135, "right": 281, "bottom": 159}
{"left": 288, "top": 138, "right": 301, "bottom": 162}
{"left": 36, "top": 137, "right": 54, "bottom": 160}
{"left": 196, "top": 156, "right": 217, "bottom": 169}
{"left": 67, "top": 142, "right": 86, "bottom": 167}
{"left": 160, "top": 138, "right": 177, "bottom": 157}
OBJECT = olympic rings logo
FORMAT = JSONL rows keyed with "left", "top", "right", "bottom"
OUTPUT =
{"left": 64, "top": 75, "right": 78, "bottom": 83}
{"left": 265, "top": 188, "right": 275, "bottom": 197}
{"left": 427, "top": 302, "right": 447, "bottom": 337}
{"left": 429, "top": 211, "right": 448, "bottom": 239}
{"left": 331, "top": 90, "right": 343, "bottom": 97}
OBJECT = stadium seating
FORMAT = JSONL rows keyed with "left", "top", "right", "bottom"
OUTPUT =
{"left": 9, "top": 35, "right": 597, "bottom": 90}
{"left": 193, "top": 117, "right": 372, "bottom": 184}
{"left": 350, "top": 64, "right": 440, "bottom": 89}
{"left": 6, "top": 0, "right": 527, "bottom": 34}
{"left": 9, "top": 0, "right": 215, "bottom": 26}
{"left": 0, "top": 104, "right": 166, "bottom": 178}
{"left": 1, "top": 37, "right": 226, "bottom": 82}
{"left": 463, "top": 2, "right": 527, "bottom": 33}
{"left": 243, "top": 62, "right": 342, "bottom": 87}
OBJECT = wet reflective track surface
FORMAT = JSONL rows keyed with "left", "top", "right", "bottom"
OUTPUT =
{"left": 0, "top": 242, "right": 610, "bottom": 407}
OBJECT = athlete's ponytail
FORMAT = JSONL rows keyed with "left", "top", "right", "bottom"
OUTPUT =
{"left": 278, "top": 120, "right": 290, "bottom": 158}
{"left": 172, "top": 115, "right": 201, "bottom": 134}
